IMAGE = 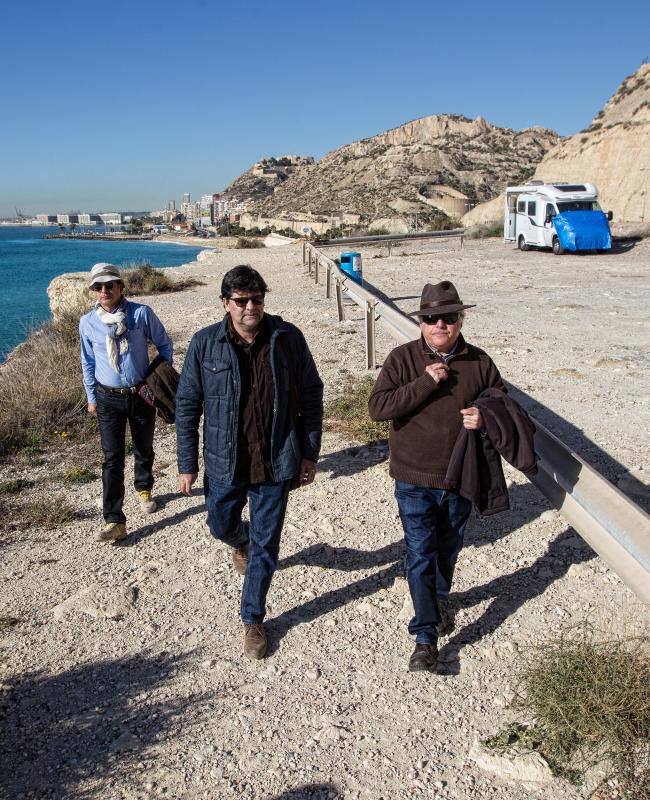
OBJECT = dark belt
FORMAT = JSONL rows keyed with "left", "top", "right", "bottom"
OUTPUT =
{"left": 97, "top": 383, "right": 140, "bottom": 396}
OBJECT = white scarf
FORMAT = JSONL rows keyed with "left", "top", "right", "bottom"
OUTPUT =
{"left": 95, "top": 299, "right": 129, "bottom": 373}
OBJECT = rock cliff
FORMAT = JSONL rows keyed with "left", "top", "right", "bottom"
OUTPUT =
{"left": 244, "top": 115, "right": 559, "bottom": 227}
{"left": 463, "top": 64, "right": 650, "bottom": 228}
{"left": 220, "top": 156, "right": 314, "bottom": 204}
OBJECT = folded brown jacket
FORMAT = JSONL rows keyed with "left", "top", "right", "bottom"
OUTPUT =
{"left": 142, "top": 355, "right": 180, "bottom": 424}
{"left": 444, "top": 388, "right": 538, "bottom": 515}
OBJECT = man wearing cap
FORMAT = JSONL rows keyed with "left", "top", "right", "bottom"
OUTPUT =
{"left": 368, "top": 280, "right": 505, "bottom": 672}
{"left": 79, "top": 263, "right": 173, "bottom": 542}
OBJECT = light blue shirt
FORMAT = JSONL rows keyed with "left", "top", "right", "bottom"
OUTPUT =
{"left": 79, "top": 300, "right": 173, "bottom": 404}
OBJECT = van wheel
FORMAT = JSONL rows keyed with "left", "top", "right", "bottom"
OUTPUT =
{"left": 552, "top": 237, "right": 564, "bottom": 255}
{"left": 518, "top": 235, "right": 528, "bottom": 252}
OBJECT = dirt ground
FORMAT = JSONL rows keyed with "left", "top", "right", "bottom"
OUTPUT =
{"left": 0, "top": 237, "right": 648, "bottom": 799}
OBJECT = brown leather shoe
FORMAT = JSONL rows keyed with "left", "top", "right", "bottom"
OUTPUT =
{"left": 243, "top": 623, "right": 267, "bottom": 660}
{"left": 408, "top": 643, "right": 438, "bottom": 672}
{"left": 232, "top": 543, "right": 249, "bottom": 576}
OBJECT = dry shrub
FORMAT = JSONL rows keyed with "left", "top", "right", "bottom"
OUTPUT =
{"left": 0, "top": 303, "right": 92, "bottom": 456}
{"left": 17, "top": 497, "right": 77, "bottom": 529}
{"left": 514, "top": 626, "right": 650, "bottom": 795}
{"left": 325, "top": 375, "right": 388, "bottom": 443}
{"left": 122, "top": 262, "right": 204, "bottom": 295}
{"left": 237, "top": 237, "right": 264, "bottom": 249}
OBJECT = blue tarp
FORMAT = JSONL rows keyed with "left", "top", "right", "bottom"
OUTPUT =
{"left": 553, "top": 211, "right": 612, "bottom": 252}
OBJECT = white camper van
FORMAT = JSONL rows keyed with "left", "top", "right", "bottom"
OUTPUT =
{"left": 504, "top": 181, "right": 613, "bottom": 254}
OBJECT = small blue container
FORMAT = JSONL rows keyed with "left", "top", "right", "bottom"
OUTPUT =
{"left": 340, "top": 251, "right": 363, "bottom": 285}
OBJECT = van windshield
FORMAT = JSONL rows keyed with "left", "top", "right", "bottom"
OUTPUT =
{"left": 557, "top": 201, "right": 602, "bottom": 212}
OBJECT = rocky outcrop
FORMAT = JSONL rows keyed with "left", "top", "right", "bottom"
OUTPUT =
{"left": 220, "top": 155, "right": 314, "bottom": 205}
{"left": 463, "top": 64, "right": 650, "bottom": 228}
{"left": 47, "top": 273, "right": 93, "bottom": 319}
{"left": 246, "top": 114, "right": 559, "bottom": 227}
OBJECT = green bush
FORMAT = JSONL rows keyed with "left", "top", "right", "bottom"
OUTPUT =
{"left": 122, "top": 262, "right": 204, "bottom": 295}
{"left": 489, "top": 626, "right": 650, "bottom": 796}
{"left": 237, "top": 237, "right": 264, "bottom": 249}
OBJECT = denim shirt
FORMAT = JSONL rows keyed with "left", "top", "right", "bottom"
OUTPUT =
{"left": 79, "top": 300, "right": 173, "bottom": 403}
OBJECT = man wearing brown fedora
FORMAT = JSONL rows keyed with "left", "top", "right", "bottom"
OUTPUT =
{"left": 368, "top": 280, "right": 505, "bottom": 672}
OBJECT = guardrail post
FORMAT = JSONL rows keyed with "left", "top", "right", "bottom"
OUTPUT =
{"left": 460, "top": 234, "right": 464, "bottom": 249}
{"left": 307, "top": 248, "right": 313, "bottom": 274}
{"left": 326, "top": 264, "right": 332, "bottom": 298}
{"left": 302, "top": 241, "right": 306, "bottom": 265}
{"left": 335, "top": 278, "right": 344, "bottom": 321}
{"left": 365, "top": 300, "right": 377, "bottom": 370}
{"left": 314, "top": 256, "right": 319, "bottom": 284}
{"left": 387, "top": 241, "right": 392, "bottom": 257}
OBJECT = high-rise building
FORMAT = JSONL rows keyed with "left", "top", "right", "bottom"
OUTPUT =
{"left": 182, "top": 193, "right": 191, "bottom": 205}
{"left": 167, "top": 199, "right": 176, "bottom": 211}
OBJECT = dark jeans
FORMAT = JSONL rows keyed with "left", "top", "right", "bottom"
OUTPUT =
{"left": 395, "top": 481, "right": 472, "bottom": 644}
{"left": 204, "top": 475, "right": 291, "bottom": 624}
{"left": 96, "top": 387, "right": 156, "bottom": 523}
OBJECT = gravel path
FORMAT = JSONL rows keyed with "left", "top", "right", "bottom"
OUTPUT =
{"left": 1, "top": 239, "right": 648, "bottom": 799}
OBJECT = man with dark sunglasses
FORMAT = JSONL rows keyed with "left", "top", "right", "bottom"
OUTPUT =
{"left": 368, "top": 280, "right": 506, "bottom": 672}
{"left": 176, "top": 265, "right": 323, "bottom": 660}
{"left": 79, "top": 262, "right": 173, "bottom": 543}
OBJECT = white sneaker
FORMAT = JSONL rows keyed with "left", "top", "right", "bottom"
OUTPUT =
{"left": 96, "top": 522, "right": 127, "bottom": 542}
{"left": 138, "top": 490, "right": 157, "bottom": 514}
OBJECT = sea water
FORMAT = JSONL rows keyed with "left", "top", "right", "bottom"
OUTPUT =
{"left": 0, "top": 226, "right": 203, "bottom": 360}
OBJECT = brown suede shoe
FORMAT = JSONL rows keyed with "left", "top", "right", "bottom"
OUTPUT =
{"left": 232, "top": 543, "right": 249, "bottom": 576}
{"left": 243, "top": 623, "right": 267, "bottom": 660}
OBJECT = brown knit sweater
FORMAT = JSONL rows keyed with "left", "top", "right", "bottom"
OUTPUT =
{"left": 368, "top": 334, "right": 505, "bottom": 488}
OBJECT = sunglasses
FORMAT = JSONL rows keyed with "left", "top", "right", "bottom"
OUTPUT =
{"left": 229, "top": 295, "right": 265, "bottom": 307}
{"left": 421, "top": 313, "right": 459, "bottom": 325}
{"left": 91, "top": 281, "right": 119, "bottom": 291}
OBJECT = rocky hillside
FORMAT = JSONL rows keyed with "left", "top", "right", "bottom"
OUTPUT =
{"left": 248, "top": 115, "right": 559, "bottom": 226}
{"left": 219, "top": 156, "right": 314, "bottom": 204}
{"left": 463, "top": 63, "right": 650, "bottom": 228}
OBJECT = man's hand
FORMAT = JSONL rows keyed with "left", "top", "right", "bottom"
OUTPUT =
{"left": 178, "top": 473, "right": 198, "bottom": 496}
{"left": 299, "top": 459, "right": 316, "bottom": 487}
{"left": 425, "top": 363, "right": 449, "bottom": 384}
{"left": 87, "top": 403, "right": 97, "bottom": 416}
{"left": 460, "top": 407, "right": 484, "bottom": 430}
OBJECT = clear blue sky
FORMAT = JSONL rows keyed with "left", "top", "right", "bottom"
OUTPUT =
{"left": 1, "top": 0, "right": 647, "bottom": 217}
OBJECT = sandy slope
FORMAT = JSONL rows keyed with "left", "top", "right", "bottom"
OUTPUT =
{"left": 0, "top": 238, "right": 648, "bottom": 800}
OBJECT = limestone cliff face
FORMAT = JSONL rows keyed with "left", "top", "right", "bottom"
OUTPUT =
{"left": 248, "top": 114, "right": 559, "bottom": 224}
{"left": 463, "top": 64, "right": 650, "bottom": 227}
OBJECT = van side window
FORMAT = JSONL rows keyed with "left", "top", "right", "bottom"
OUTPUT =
{"left": 546, "top": 203, "right": 556, "bottom": 220}
{"left": 517, "top": 200, "right": 526, "bottom": 213}
{"left": 527, "top": 201, "right": 537, "bottom": 216}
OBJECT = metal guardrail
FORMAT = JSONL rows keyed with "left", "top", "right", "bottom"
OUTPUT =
{"left": 314, "top": 228, "right": 465, "bottom": 253}
{"left": 303, "top": 240, "right": 650, "bottom": 604}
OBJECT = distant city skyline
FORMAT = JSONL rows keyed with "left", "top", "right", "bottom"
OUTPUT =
{"left": 1, "top": 0, "right": 648, "bottom": 217}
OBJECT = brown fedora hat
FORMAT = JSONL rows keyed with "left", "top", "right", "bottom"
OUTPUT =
{"left": 409, "top": 280, "right": 476, "bottom": 317}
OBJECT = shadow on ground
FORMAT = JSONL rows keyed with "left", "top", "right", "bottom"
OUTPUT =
{"left": 273, "top": 481, "right": 594, "bottom": 663}
{"left": 122, "top": 489, "right": 205, "bottom": 545}
{"left": 266, "top": 784, "right": 341, "bottom": 799}
{"left": 0, "top": 651, "right": 207, "bottom": 798}
{"left": 437, "top": 526, "right": 596, "bottom": 675}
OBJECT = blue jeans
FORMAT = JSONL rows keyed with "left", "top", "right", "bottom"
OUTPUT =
{"left": 204, "top": 475, "right": 291, "bottom": 624}
{"left": 395, "top": 481, "right": 472, "bottom": 644}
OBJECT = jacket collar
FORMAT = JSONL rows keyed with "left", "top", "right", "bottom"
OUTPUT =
{"left": 420, "top": 332, "right": 469, "bottom": 360}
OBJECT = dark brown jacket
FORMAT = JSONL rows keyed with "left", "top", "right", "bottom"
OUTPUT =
{"left": 368, "top": 334, "right": 505, "bottom": 487}
{"left": 143, "top": 355, "right": 180, "bottom": 423}
{"left": 444, "top": 388, "right": 538, "bottom": 515}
